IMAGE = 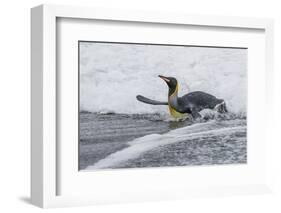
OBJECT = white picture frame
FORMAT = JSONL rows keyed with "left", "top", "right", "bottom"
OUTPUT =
{"left": 31, "top": 4, "right": 274, "bottom": 208}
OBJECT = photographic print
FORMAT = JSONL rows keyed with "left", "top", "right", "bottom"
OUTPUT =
{"left": 79, "top": 41, "right": 247, "bottom": 171}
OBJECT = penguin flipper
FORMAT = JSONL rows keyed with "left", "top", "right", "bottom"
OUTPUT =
{"left": 136, "top": 95, "right": 168, "bottom": 105}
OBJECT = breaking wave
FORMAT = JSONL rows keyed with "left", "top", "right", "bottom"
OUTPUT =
{"left": 80, "top": 42, "right": 247, "bottom": 115}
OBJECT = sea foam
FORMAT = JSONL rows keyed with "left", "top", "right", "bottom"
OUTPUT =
{"left": 80, "top": 42, "right": 247, "bottom": 115}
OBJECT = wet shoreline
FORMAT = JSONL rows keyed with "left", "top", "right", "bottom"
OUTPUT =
{"left": 79, "top": 112, "right": 247, "bottom": 170}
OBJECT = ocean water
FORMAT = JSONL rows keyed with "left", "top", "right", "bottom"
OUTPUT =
{"left": 80, "top": 42, "right": 247, "bottom": 115}
{"left": 79, "top": 42, "right": 247, "bottom": 171}
{"left": 80, "top": 113, "right": 246, "bottom": 170}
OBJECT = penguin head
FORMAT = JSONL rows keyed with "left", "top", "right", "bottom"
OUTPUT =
{"left": 158, "top": 75, "right": 178, "bottom": 95}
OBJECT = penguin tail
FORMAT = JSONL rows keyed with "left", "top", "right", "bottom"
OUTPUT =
{"left": 136, "top": 95, "right": 168, "bottom": 105}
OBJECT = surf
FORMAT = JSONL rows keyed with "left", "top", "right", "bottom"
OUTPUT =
{"left": 80, "top": 43, "right": 247, "bottom": 115}
{"left": 85, "top": 119, "right": 246, "bottom": 170}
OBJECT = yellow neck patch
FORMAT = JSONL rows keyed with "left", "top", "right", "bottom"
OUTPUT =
{"left": 171, "top": 83, "right": 179, "bottom": 97}
{"left": 168, "top": 105, "right": 186, "bottom": 119}
{"left": 168, "top": 82, "right": 187, "bottom": 119}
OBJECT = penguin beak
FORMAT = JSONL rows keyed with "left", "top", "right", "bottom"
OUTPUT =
{"left": 158, "top": 75, "right": 170, "bottom": 83}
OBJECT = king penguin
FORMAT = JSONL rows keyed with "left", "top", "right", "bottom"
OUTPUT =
{"left": 136, "top": 75, "right": 227, "bottom": 120}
